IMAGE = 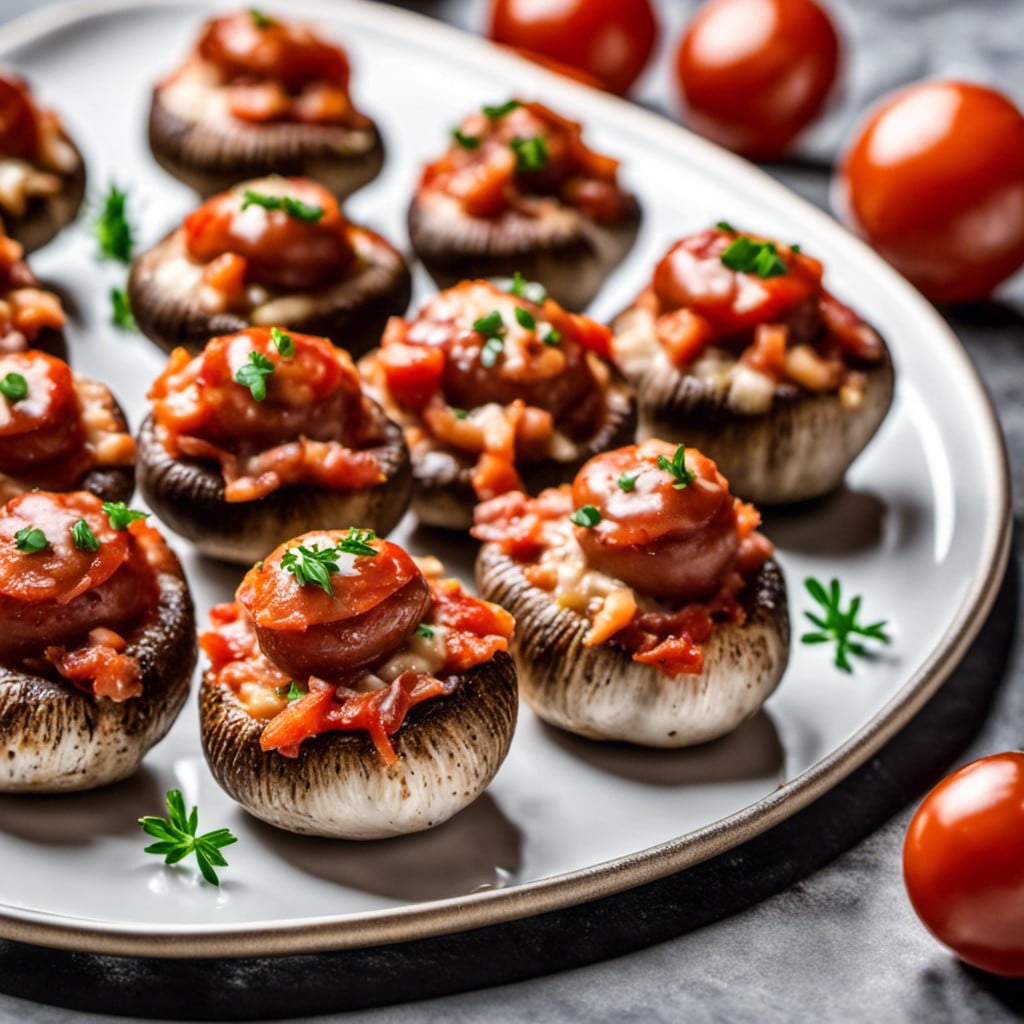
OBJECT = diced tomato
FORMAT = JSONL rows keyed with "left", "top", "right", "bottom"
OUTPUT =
{"left": 632, "top": 635, "right": 704, "bottom": 676}
{"left": 46, "top": 634, "right": 143, "bottom": 701}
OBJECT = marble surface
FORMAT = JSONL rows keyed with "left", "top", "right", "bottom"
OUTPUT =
{"left": 1, "top": 0, "right": 1023, "bottom": 1021}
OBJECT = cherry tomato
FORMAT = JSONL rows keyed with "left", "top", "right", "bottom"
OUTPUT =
{"left": 488, "top": 0, "right": 657, "bottom": 95}
{"left": 903, "top": 751, "right": 1024, "bottom": 976}
{"left": 839, "top": 81, "right": 1024, "bottom": 303}
{"left": 674, "top": 0, "right": 840, "bottom": 160}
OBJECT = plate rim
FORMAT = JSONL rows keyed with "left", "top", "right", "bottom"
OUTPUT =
{"left": 0, "top": 0, "right": 1012, "bottom": 959}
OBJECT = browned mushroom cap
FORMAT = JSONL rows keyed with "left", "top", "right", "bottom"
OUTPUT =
{"left": 408, "top": 190, "right": 640, "bottom": 312}
{"left": 128, "top": 226, "right": 411, "bottom": 358}
{"left": 477, "top": 546, "right": 789, "bottom": 748}
{"left": 0, "top": 554, "right": 196, "bottom": 793}
{"left": 200, "top": 651, "right": 517, "bottom": 839}
{"left": 412, "top": 379, "right": 637, "bottom": 531}
{"left": 1, "top": 139, "right": 86, "bottom": 254}
{"left": 148, "top": 86, "right": 384, "bottom": 200}
{"left": 136, "top": 409, "right": 412, "bottom": 565}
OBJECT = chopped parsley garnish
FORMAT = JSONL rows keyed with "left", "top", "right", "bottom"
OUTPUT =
{"left": 249, "top": 8, "right": 272, "bottom": 29}
{"left": 451, "top": 127, "right": 481, "bottom": 149}
{"left": 542, "top": 326, "right": 561, "bottom": 346}
{"left": 415, "top": 623, "right": 435, "bottom": 639}
{"left": 102, "top": 502, "right": 149, "bottom": 530}
{"left": 656, "top": 444, "right": 695, "bottom": 489}
{"left": 720, "top": 236, "right": 788, "bottom": 279}
{"left": 510, "top": 134, "right": 548, "bottom": 173}
{"left": 790, "top": 243, "right": 802, "bottom": 254}
{"left": 93, "top": 185, "right": 134, "bottom": 263}
{"left": 70, "top": 518, "right": 100, "bottom": 552}
{"left": 514, "top": 306, "right": 536, "bottom": 330}
{"left": 802, "top": 577, "right": 891, "bottom": 673}
{"left": 451, "top": 407, "right": 468, "bottom": 420}
{"left": 241, "top": 190, "right": 325, "bottom": 223}
{"left": 508, "top": 271, "right": 547, "bottom": 303}
{"left": 14, "top": 526, "right": 47, "bottom": 553}
{"left": 0, "top": 372, "right": 28, "bottom": 403}
{"left": 337, "top": 527, "right": 378, "bottom": 557}
{"left": 276, "top": 681, "right": 306, "bottom": 702}
{"left": 570, "top": 505, "right": 601, "bottom": 528}
{"left": 617, "top": 472, "right": 638, "bottom": 492}
{"left": 253, "top": 560, "right": 264, "bottom": 571}
{"left": 235, "top": 351, "right": 275, "bottom": 401}
{"left": 483, "top": 99, "right": 521, "bottom": 119}
{"left": 715, "top": 220, "right": 737, "bottom": 233}
{"left": 270, "top": 326, "right": 294, "bottom": 358}
{"left": 139, "top": 789, "right": 238, "bottom": 887}
{"left": 474, "top": 310, "right": 506, "bottom": 368}
{"left": 281, "top": 542, "right": 341, "bottom": 597}
{"left": 111, "top": 287, "right": 137, "bottom": 330}
{"left": 473, "top": 310, "right": 504, "bottom": 336}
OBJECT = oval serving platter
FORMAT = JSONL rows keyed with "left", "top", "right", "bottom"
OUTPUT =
{"left": 0, "top": 0, "right": 1010, "bottom": 961}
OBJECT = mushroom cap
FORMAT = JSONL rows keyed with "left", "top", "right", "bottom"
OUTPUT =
{"left": 408, "top": 190, "right": 640, "bottom": 312}
{"left": 136, "top": 408, "right": 413, "bottom": 565}
{"left": 476, "top": 545, "right": 789, "bottom": 748}
{"left": 148, "top": 86, "right": 384, "bottom": 200}
{"left": 411, "top": 379, "right": 637, "bottom": 531}
{"left": 200, "top": 651, "right": 517, "bottom": 839}
{"left": 0, "top": 553, "right": 196, "bottom": 792}
{"left": 128, "top": 226, "right": 411, "bottom": 359}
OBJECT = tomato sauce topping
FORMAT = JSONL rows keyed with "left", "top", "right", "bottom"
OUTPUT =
{"left": 0, "top": 491, "right": 164, "bottom": 700}
{"left": 472, "top": 441, "right": 772, "bottom": 676}
{"left": 420, "top": 99, "right": 635, "bottom": 222}
{"left": 0, "top": 229, "right": 66, "bottom": 349}
{"left": 202, "top": 556, "right": 514, "bottom": 763}
{"left": 150, "top": 327, "right": 385, "bottom": 502}
{"left": 363, "top": 279, "right": 613, "bottom": 502}
{"left": 188, "top": 10, "right": 371, "bottom": 128}
{"left": 183, "top": 178, "right": 355, "bottom": 294}
{"left": 633, "top": 226, "right": 884, "bottom": 388}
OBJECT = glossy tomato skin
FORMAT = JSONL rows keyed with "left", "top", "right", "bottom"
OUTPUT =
{"left": 674, "top": 0, "right": 839, "bottom": 160}
{"left": 840, "top": 82, "right": 1024, "bottom": 304}
{"left": 903, "top": 752, "right": 1024, "bottom": 977}
{"left": 488, "top": 0, "right": 657, "bottom": 95}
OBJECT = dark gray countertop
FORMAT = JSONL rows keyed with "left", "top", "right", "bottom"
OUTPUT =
{"left": 1, "top": 1, "right": 1022, "bottom": 1020}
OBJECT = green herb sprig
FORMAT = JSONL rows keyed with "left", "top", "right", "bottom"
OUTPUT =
{"left": 474, "top": 310, "right": 506, "bottom": 368}
{"left": 93, "top": 185, "right": 134, "bottom": 264}
{"left": 510, "top": 134, "right": 548, "bottom": 173}
{"left": 241, "top": 190, "right": 325, "bottom": 223}
{"left": 415, "top": 623, "right": 435, "bottom": 639}
{"left": 235, "top": 351, "right": 275, "bottom": 401}
{"left": 275, "top": 681, "right": 306, "bottom": 702}
{"left": 281, "top": 542, "right": 341, "bottom": 597}
{"left": 451, "top": 127, "right": 481, "bottom": 149}
{"left": 249, "top": 7, "right": 272, "bottom": 29}
{"left": 139, "top": 789, "right": 238, "bottom": 887}
{"left": 337, "top": 527, "right": 378, "bottom": 557}
{"left": 720, "top": 236, "right": 787, "bottom": 279}
{"left": 0, "top": 372, "right": 28, "bottom": 403}
{"left": 617, "top": 472, "right": 638, "bottom": 492}
{"left": 102, "top": 502, "right": 149, "bottom": 530}
{"left": 508, "top": 271, "right": 546, "bottom": 304}
{"left": 270, "top": 327, "right": 294, "bottom": 358}
{"left": 802, "top": 577, "right": 891, "bottom": 672}
{"left": 656, "top": 444, "right": 695, "bottom": 489}
{"left": 570, "top": 505, "right": 601, "bottom": 528}
{"left": 14, "top": 526, "right": 47, "bottom": 553}
{"left": 483, "top": 99, "right": 521, "bottom": 119}
{"left": 110, "top": 287, "right": 137, "bottom": 331}
{"left": 71, "top": 518, "right": 100, "bottom": 552}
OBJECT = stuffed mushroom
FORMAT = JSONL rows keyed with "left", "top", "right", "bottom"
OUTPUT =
{"left": 137, "top": 326, "right": 411, "bottom": 565}
{"left": 148, "top": 9, "right": 383, "bottom": 198}
{"left": 199, "top": 529, "right": 517, "bottom": 838}
{"left": 0, "top": 72, "right": 84, "bottom": 253}
{"left": 409, "top": 99, "right": 640, "bottom": 310}
{"left": 474, "top": 440, "right": 789, "bottom": 747}
{"left": 0, "top": 348, "right": 135, "bottom": 505}
{"left": 611, "top": 225, "right": 894, "bottom": 504}
{"left": 128, "top": 175, "right": 410, "bottom": 357}
{"left": 360, "top": 277, "right": 636, "bottom": 531}
{"left": 0, "top": 491, "right": 195, "bottom": 792}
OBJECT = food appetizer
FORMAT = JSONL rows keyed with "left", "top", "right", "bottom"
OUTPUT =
{"left": 611, "top": 225, "right": 894, "bottom": 504}
{"left": 0, "top": 72, "right": 84, "bottom": 252}
{"left": 474, "top": 440, "right": 788, "bottom": 747}
{"left": 0, "top": 225, "right": 68, "bottom": 361}
{"left": 0, "top": 349, "right": 135, "bottom": 505}
{"left": 137, "top": 326, "right": 411, "bottom": 565}
{"left": 128, "top": 176, "right": 410, "bottom": 357}
{"left": 0, "top": 491, "right": 195, "bottom": 792}
{"left": 409, "top": 99, "right": 640, "bottom": 310}
{"left": 360, "top": 277, "right": 636, "bottom": 530}
{"left": 199, "top": 529, "right": 517, "bottom": 838}
{"left": 148, "top": 9, "right": 383, "bottom": 198}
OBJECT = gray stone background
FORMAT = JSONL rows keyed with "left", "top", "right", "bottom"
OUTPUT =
{"left": 1, "top": 0, "right": 1023, "bottom": 1021}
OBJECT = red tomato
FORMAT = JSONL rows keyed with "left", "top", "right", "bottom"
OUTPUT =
{"left": 903, "top": 751, "right": 1024, "bottom": 976}
{"left": 839, "top": 81, "right": 1024, "bottom": 303}
{"left": 674, "top": 0, "right": 840, "bottom": 160}
{"left": 488, "top": 0, "right": 657, "bottom": 95}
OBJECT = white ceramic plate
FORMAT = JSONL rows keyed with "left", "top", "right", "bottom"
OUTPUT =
{"left": 0, "top": 0, "right": 1009, "bottom": 958}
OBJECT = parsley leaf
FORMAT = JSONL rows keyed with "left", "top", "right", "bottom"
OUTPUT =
{"left": 71, "top": 518, "right": 100, "bottom": 552}
{"left": 617, "top": 472, "right": 638, "bottom": 492}
{"left": 139, "top": 789, "right": 238, "bottom": 887}
{"left": 474, "top": 310, "right": 506, "bottom": 368}
{"left": 270, "top": 326, "right": 294, "bottom": 358}
{"left": 451, "top": 407, "right": 468, "bottom": 420}
{"left": 570, "top": 505, "right": 601, "bottom": 528}
{"left": 802, "top": 577, "right": 891, "bottom": 673}
{"left": 0, "top": 372, "right": 28, "bottom": 402}
{"left": 338, "top": 527, "right": 378, "bottom": 557}
{"left": 111, "top": 287, "right": 137, "bottom": 331}
{"left": 275, "top": 681, "right": 306, "bottom": 702}
{"left": 473, "top": 310, "right": 504, "bottom": 336}
{"left": 656, "top": 444, "right": 695, "bottom": 489}
{"left": 514, "top": 306, "right": 536, "bottom": 330}
{"left": 241, "top": 190, "right": 325, "bottom": 223}
{"left": 93, "top": 185, "right": 134, "bottom": 263}
{"left": 483, "top": 99, "right": 521, "bottom": 119}
{"left": 234, "top": 351, "right": 274, "bottom": 401}
{"left": 510, "top": 134, "right": 548, "bottom": 173}
{"left": 249, "top": 8, "right": 272, "bottom": 29}
{"left": 415, "top": 623, "right": 435, "bottom": 639}
{"left": 102, "top": 502, "right": 149, "bottom": 530}
{"left": 542, "top": 326, "right": 561, "bottom": 346}
{"left": 720, "top": 237, "right": 788, "bottom": 279}
{"left": 508, "top": 271, "right": 547, "bottom": 303}
{"left": 716, "top": 220, "right": 737, "bottom": 233}
{"left": 451, "top": 127, "right": 481, "bottom": 149}
{"left": 282, "top": 543, "right": 341, "bottom": 597}
{"left": 14, "top": 526, "right": 47, "bottom": 553}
